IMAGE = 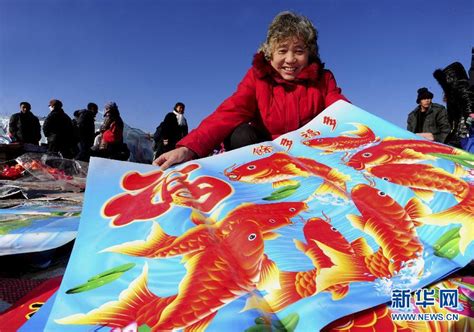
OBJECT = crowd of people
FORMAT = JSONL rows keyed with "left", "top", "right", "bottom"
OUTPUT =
{"left": 8, "top": 100, "right": 129, "bottom": 162}
{"left": 7, "top": 12, "right": 474, "bottom": 168}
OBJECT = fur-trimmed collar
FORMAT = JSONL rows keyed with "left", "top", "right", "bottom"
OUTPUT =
{"left": 251, "top": 52, "right": 321, "bottom": 84}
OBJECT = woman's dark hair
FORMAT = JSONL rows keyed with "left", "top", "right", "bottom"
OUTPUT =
{"left": 433, "top": 62, "right": 474, "bottom": 121}
{"left": 19, "top": 101, "right": 31, "bottom": 109}
{"left": 174, "top": 102, "right": 185, "bottom": 111}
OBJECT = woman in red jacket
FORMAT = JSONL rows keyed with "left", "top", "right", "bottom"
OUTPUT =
{"left": 154, "top": 11, "right": 348, "bottom": 169}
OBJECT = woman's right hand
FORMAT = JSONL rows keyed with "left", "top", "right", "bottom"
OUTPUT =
{"left": 153, "top": 146, "right": 196, "bottom": 170}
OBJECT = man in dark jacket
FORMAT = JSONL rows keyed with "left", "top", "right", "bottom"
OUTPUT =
{"left": 43, "top": 99, "right": 76, "bottom": 158}
{"left": 75, "top": 102, "right": 98, "bottom": 161}
{"left": 8, "top": 102, "right": 41, "bottom": 145}
{"left": 153, "top": 102, "right": 188, "bottom": 159}
{"left": 407, "top": 88, "right": 450, "bottom": 143}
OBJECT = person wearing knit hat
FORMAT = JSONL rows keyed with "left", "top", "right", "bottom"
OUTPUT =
{"left": 407, "top": 87, "right": 450, "bottom": 143}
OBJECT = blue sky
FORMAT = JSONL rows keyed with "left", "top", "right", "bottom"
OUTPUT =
{"left": 1, "top": 0, "right": 473, "bottom": 133}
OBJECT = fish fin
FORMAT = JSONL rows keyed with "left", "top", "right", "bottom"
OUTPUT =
{"left": 102, "top": 222, "right": 176, "bottom": 257}
{"left": 190, "top": 210, "right": 214, "bottom": 225}
{"left": 327, "top": 168, "right": 351, "bottom": 184}
{"left": 183, "top": 311, "right": 218, "bottom": 332}
{"left": 343, "top": 123, "right": 372, "bottom": 138}
{"left": 411, "top": 188, "right": 436, "bottom": 202}
{"left": 351, "top": 238, "right": 374, "bottom": 257}
{"left": 180, "top": 251, "right": 201, "bottom": 264}
{"left": 294, "top": 239, "right": 308, "bottom": 253}
{"left": 382, "top": 136, "right": 400, "bottom": 141}
{"left": 401, "top": 148, "right": 436, "bottom": 160}
{"left": 347, "top": 214, "right": 367, "bottom": 230}
{"left": 56, "top": 264, "right": 167, "bottom": 327}
{"left": 330, "top": 284, "right": 350, "bottom": 301}
{"left": 272, "top": 179, "right": 299, "bottom": 188}
{"left": 453, "top": 163, "right": 469, "bottom": 177}
{"left": 314, "top": 181, "right": 348, "bottom": 200}
{"left": 257, "top": 254, "right": 280, "bottom": 291}
{"left": 263, "top": 232, "right": 281, "bottom": 240}
{"left": 263, "top": 270, "right": 315, "bottom": 312}
{"left": 314, "top": 241, "right": 373, "bottom": 292}
{"left": 282, "top": 163, "right": 308, "bottom": 176}
{"left": 242, "top": 293, "right": 273, "bottom": 313}
{"left": 294, "top": 239, "right": 328, "bottom": 268}
{"left": 405, "top": 197, "right": 432, "bottom": 224}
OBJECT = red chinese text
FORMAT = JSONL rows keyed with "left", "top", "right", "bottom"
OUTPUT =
{"left": 252, "top": 145, "right": 274, "bottom": 156}
{"left": 323, "top": 116, "right": 337, "bottom": 131}
{"left": 280, "top": 138, "right": 293, "bottom": 151}
{"left": 103, "top": 163, "right": 233, "bottom": 227}
{"left": 300, "top": 129, "right": 321, "bottom": 139}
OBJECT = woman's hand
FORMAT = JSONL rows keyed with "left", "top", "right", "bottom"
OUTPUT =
{"left": 153, "top": 146, "right": 196, "bottom": 170}
{"left": 416, "top": 132, "right": 434, "bottom": 141}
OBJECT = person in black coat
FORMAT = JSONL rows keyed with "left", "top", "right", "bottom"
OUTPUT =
{"left": 43, "top": 99, "right": 76, "bottom": 159}
{"left": 153, "top": 102, "right": 188, "bottom": 159}
{"left": 8, "top": 102, "right": 41, "bottom": 145}
{"left": 75, "top": 102, "right": 98, "bottom": 161}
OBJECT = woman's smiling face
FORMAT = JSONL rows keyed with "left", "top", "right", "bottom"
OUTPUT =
{"left": 270, "top": 37, "right": 309, "bottom": 81}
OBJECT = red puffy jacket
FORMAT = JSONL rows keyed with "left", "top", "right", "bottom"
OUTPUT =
{"left": 178, "top": 53, "right": 348, "bottom": 157}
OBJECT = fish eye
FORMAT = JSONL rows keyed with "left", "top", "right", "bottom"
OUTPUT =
{"left": 247, "top": 165, "right": 256, "bottom": 170}
{"left": 331, "top": 227, "right": 338, "bottom": 232}
{"left": 382, "top": 177, "right": 390, "bottom": 181}
{"left": 378, "top": 191, "right": 387, "bottom": 197}
{"left": 362, "top": 152, "right": 372, "bottom": 158}
{"left": 289, "top": 207, "right": 296, "bottom": 212}
{"left": 248, "top": 233, "right": 257, "bottom": 241}
{"left": 269, "top": 219, "right": 276, "bottom": 223}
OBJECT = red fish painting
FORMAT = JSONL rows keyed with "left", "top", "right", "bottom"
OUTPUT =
{"left": 57, "top": 221, "right": 278, "bottom": 330}
{"left": 224, "top": 152, "right": 350, "bottom": 199}
{"left": 346, "top": 138, "right": 465, "bottom": 170}
{"left": 346, "top": 184, "right": 425, "bottom": 279}
{"left": 244, "top": 216, "right": 373, "bottom": 313}
{"left": 368, "top": 163, "right": 470, "bottom": 202}
{"left": 104, "top": 201, "right": 307, "bottom": 258}
{"left": 367, "top": 163, "right": 473, "bottom": 254}
{"left": 302, "top": 123, "right": 379, "bottom": 153}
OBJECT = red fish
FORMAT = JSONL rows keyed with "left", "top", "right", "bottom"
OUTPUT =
{"left": 244, "top": 217, "right": 373, "bottom": 313}
{"left": 224, "top": 152, "right": 350, "bottom": 199}
{"left": 346, "top": 184, "right": 425, "bottom": 279}
{"left": 302, "top": 123, "right": 379, "bottom": 153}
{"left": 346, "top": 138, "right": 465, "bottom": 170}
{"left": 368, "top": 163, "right": 470, "bottom": 202}
{"left": 57, "top": 221, "right": 279, "bottom": 330}
{"left": 104, "top": 201, "right": 307, "bottom": 258}
{"left": 367, "top": 164, "right": 473, "bottom": 254}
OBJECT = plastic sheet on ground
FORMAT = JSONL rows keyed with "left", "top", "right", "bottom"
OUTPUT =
{"left": 16, "top": 153, "right": 88, "bottom": 192}
{"left": 41, "top": 101, "right": 473, "bottom": 331}
{"left": 0, "top": 201, "right": 81, "bottom": 256}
